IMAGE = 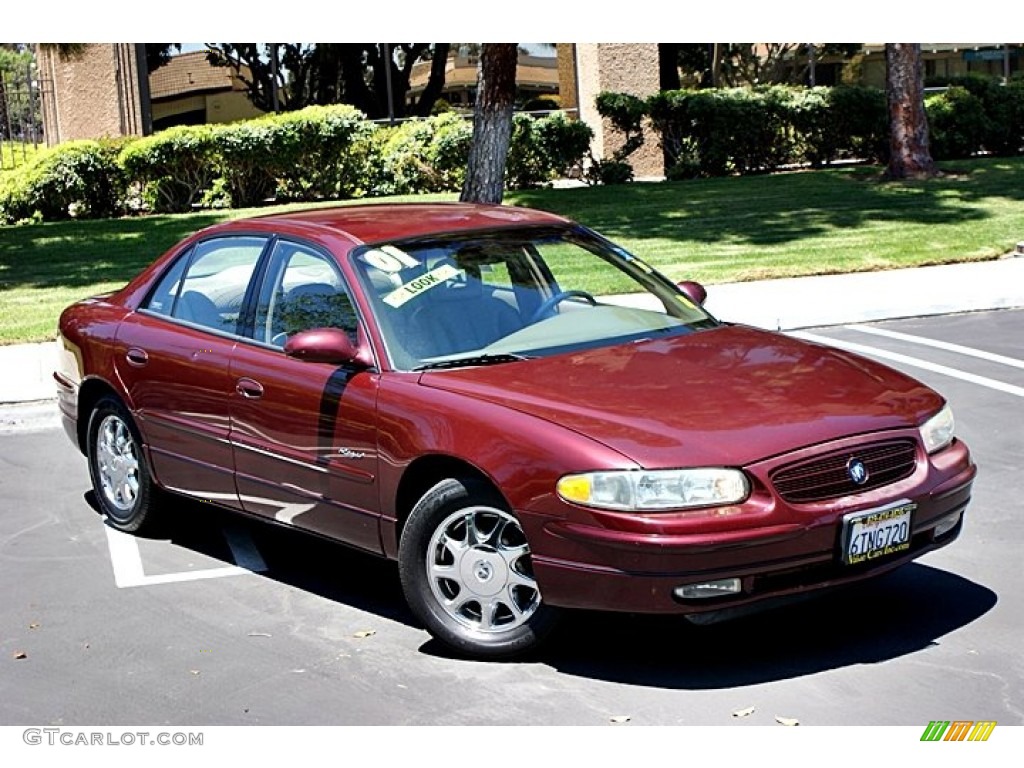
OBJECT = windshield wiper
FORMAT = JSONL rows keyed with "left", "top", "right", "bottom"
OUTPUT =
{"left": 414, "top": 353, "right": 530, "bottom": 371}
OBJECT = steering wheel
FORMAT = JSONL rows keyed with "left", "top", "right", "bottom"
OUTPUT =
{"left": 529, "top": 290, "right": 598, "bottom": 323}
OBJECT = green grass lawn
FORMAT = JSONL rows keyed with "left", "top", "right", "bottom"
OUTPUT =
{"left": 2, "top": 157, "right": 1023, "bottom": 344}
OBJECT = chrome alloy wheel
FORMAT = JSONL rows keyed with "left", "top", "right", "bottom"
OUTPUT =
{"left": 95, "top": 413, "right": 140, "bottom": 516}
{"left": 426, "top": 506, "right": 541, "bottom": 633}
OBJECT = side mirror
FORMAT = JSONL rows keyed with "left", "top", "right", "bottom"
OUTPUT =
{"left": 677, "top": 280, "right": 707, "bottom": 306}
{"left": 284, "top": 328, "right": 365, "bottom": 366}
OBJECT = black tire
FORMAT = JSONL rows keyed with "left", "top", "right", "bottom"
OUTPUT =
{"left": 399, "top": 477, "right": 559, "bottom": 658}
{"left": 86, "top": 396, "right": 159, "bottom": 534}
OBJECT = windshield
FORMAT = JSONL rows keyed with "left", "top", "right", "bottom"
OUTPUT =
{"left": 351, "top": 225, "right": 719, "bottom": 371}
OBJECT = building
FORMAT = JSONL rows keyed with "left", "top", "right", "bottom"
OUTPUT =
{"left": 148, "top": 50, "right": 264, "bottom": 131}
{"left": 37, "top": 43, "right": 148, "bottom": 145}
{"left": 406, "top": 51, "right": 559, "bottom": 109}
{"left": 858, "top": 44, "right": 1022, "bottom": 88}
{"left": 40, "top": 43, "right": 1020, "bottom": 177}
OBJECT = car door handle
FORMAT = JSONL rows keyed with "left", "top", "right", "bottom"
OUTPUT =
{"left": 125, "top": 347, "right": 149, "bottom": 367}
{"left": 235, "top": 377, "right": 264, "bottom": 399}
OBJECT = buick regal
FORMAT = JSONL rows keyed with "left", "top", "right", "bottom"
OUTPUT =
{"left": 55, "top": 203, "right": 976, "bottom": 657}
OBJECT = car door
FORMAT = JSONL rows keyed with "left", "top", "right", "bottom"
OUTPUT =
{"left": 115, "top": 235, "right": 268, "bottom": 506}
{"left": 229, "top": 238, "right": 382, "bottom": 553}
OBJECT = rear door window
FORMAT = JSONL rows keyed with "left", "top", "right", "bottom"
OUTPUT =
{"left": 144, "top": 236, "right": 267, "bottom": 335}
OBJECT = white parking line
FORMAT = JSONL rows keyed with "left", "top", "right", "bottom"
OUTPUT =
{"left": 105, "top": 521, "right": 267, "bottom": 588}
{"left": 846, "top": 324, "right": 1024, "bottom": 370}
{"left": 790, "top": 331, "right": 1024, "bottom": 398}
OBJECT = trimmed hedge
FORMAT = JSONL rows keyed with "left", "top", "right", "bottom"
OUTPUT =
{"left": 601, "top": 79, "right": 1022, "bottom": 178}
{"left": 926, "top": 87, "right": 988, "bottom": 160}
{"left": 368, "top": 110, "right": 592, "bottom": 196}
{"left": 368, "top": 112, "right": 472, "bottom": 196}
{"left": 643, "top": 85, "right": 889, "bottom": 177}
{"left": 0, "top": 139, "right": 126, "bottom": 224}
{"left": 2, "top": 107, "right": 592, "bottom": 224}
{"left": 119, "top": 125, "right": 219, "bottom": 213}
{"left": 265, "top": 105, "right": 376, "bottom": 201}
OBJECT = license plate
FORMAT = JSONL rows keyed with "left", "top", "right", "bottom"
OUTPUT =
{"left": 842, "top": 501, "right": 915, "bottom": 565}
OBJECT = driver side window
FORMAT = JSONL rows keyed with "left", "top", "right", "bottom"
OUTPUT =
{"left": 251, "top": 241, "right": 358, "bottom": 348}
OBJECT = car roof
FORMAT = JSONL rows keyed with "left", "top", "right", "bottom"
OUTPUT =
{"left": 245, "top": 202, "right": 571, "bottom": 245}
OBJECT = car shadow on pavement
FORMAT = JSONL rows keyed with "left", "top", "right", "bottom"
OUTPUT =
{"left": 536, "top": 563, "right": 996, "bottom": 689}
{"left": 84, "top": 491, "right": 995, "bottom": 684}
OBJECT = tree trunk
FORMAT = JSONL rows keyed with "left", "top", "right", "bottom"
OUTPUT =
{"left": 884, "top": 43, "right": 937, "bottom": 180}
{"left": 340, "top": 44, "right": 378, "bottom": 117}
{"left": 658, "top": 44, "right": 681, "bottom": 91}
{"left": 413, "top": 43, "right": 450, "bottom": 117}
{"left": 0, "top": 77, "right": 9, "bottom": 141}
{"left": 460, "top": 43, "right": 518, "bottom": 204}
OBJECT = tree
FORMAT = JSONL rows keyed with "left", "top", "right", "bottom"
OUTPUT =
{"left": 0, "top": 44, "right": 36, "bottom": 141}
{"left": 675, "top": 44, "right": 861, "bottom": 88}
{"left": 205, "top": 43, "right": 450, "bottom": 118}
{"left": 145, "top": 44, "right": 180, "bottom": 73}
{"left": 884, "top": 43, "right": 938, "bottom": 180}
{"left": 460, "top": 43, "right": 518, "bottom": 204}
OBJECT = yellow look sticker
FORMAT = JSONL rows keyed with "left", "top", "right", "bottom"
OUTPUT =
{"left": 382, "top": 264, "right": 463, "bottom": 308}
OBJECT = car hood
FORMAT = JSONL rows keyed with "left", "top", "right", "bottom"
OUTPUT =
{"left": 418, "top": 325, "right": 943, "bottom": 468}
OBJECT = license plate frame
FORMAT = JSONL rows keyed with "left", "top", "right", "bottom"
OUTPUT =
{"left": 841, "top": 500, "right": 915, "bottom": 565}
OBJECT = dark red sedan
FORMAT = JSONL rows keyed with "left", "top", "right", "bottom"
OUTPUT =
{"left": 55, "top": 203, "right": 976, "bottom": 657}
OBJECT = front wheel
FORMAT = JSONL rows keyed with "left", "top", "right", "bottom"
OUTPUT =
{"left": 87, "top": 397, "right": 159, "bottom": 534}
{"left": 399, "top": 478, "right": 558, "bottom": 657}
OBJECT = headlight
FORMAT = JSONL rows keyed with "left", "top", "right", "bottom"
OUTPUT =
{"left": 919, "top": 403, "right": 955, "bottom": 454}
{"left": 556, "top": 468, "right": 750, "bottom": 511}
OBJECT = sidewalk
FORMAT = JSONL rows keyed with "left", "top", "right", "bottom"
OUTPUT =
{"left": 2, "top": 256, "right": 1023, "bottom": 406}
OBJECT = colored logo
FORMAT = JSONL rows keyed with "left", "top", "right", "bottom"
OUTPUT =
{"left": 847, "top": 457, "right": 869, "bottom": 485}
{"left": 920, "top": 721, "right": 997, "bottom": 742}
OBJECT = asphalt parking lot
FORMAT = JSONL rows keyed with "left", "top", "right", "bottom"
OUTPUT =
{"left": 1, "top": 308, "right": 1021, "bottom": 726}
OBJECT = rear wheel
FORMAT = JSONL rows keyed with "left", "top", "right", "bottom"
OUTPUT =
{"left": 87, "top": 397, "right": 159, "bottom": 534}
{"left": 399, "top": 478, "right": 558, "bottom": 657}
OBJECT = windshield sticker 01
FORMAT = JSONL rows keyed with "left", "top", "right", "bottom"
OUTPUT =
{"left": 383, "top": 264, "right": 463, "bottom": 308}
{"left": 361, "top": 246, "right": 421, "bottom": 273}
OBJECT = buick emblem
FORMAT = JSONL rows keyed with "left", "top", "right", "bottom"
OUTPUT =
{"left": 847, "top": 458, "right": 869, "bottom": 486}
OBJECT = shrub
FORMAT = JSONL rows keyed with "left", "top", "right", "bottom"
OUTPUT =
{"left": 826, "top": 85, "right": 888, "bottom": 162}
{"left": 982, "top": 81, "right": 1024, "bottom": 155}
{"left": 594, "top": 91, "right": 647, "bottom": 166}
{"left": 643, "top": 84, "right": 888, "bottom": 175}
{"left": 926, "top": 86, "right": 988, "bottom": 159}
{"left": 370, "top": 114, "right": 471, "bottom": 196}
{"left": 120, "top": 125, "right": 219, "bottom": 212}
{"left": 507, "top": 112, "right": 594, "bottom": 189}
{"left": 533, "top": 111, "right": 593, "bottom": 178}
{"left": 0, "top": 139, "right": 125, "bottom": 223}
{"left": 429, "top": 113, "right": 474, "bottom": 188}
{"left": 212, "top": 119, "right": 279, "bottom": 207}
{"left": 785, "top": 87, "right": 836, "bottom": 166}
{"left": 649, "top": 88, "right": 792, "bottom": 176}
{"left": 265, "top": 104, "right": 375, "bottom": 201}
{"left": 506, "top": 113, "right": 550, "bottom": 189}
{"left": 587, "top": 159, "right": 634, "bottom": 185}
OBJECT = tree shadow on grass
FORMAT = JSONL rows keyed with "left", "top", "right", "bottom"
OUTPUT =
{"left": 512, "top": 159, "right": 1024, "bottom": 252}
{"left": 0, "top": 212, "right": 230, "bottom": 291}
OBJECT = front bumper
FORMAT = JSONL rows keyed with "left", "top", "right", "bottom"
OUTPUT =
{"left": 523, "top": 438, "right": 976, "bottom": 616}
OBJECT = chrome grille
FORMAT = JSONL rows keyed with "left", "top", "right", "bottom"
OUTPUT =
{"left": 771, "top": 439, "right": 918, "bottom": 503}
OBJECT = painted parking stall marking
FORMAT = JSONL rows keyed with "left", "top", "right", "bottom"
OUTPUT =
{"left": 789, "top": 331, "right": 1024, "bottom": 398}
{"left": 845, "top": 324, "right": 1024, "bottom": 370}
{"left": 104, "top": 520, "right": 267, "bottom": 588}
